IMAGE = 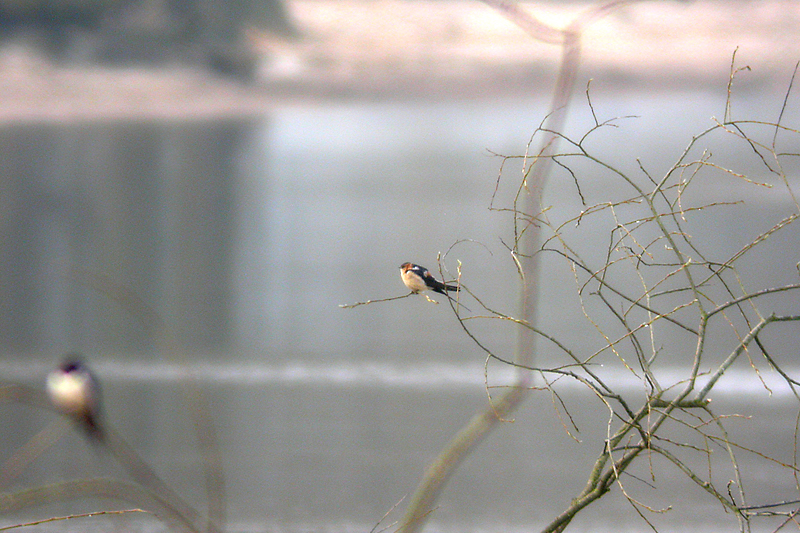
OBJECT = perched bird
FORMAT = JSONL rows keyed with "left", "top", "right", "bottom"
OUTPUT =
{"left": 400, "top": 262, "right": 459, "bottom": 295}
{"left": 47, "top": 354, "right": 103, "bottom": 442}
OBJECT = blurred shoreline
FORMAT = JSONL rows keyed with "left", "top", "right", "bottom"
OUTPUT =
{"left": 0, "top": 0, "right": 797, "bottom": 122}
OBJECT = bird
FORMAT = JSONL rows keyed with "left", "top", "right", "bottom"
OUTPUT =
{"left": 399, "top": 262, "right": 460, "bottom": 295}
{"left": 46, "top": 354, "right": 103, "bottom": 442}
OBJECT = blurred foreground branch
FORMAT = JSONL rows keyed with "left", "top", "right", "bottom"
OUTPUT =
{"left": 399, "top": 1, "right": 634, "bottom": 532}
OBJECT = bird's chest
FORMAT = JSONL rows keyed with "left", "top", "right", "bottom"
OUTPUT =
{"left": 402, "top": 271, "right": 429, "bottom": 293}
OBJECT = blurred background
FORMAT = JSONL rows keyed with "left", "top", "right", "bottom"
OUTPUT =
{"left": 1, "top": 0, "right": 799, "bottom": 532}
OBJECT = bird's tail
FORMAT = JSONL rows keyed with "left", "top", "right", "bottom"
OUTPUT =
{"left": 443, "top": 291, "right": 471, "bottom": 312}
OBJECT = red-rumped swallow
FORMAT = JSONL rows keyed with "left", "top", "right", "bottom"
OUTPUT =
{"left": 400, "top": 262, "right": 460, "bottom": 295}
{"left": 47, "top": 354, "right": 103, "bottom": 442}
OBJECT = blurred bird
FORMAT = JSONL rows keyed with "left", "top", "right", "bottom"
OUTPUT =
{"left": 47, "top": 354, "right": 103, "bottom": 442}
{"left": 399, "top": 262, "right": 460, "bottom": 295}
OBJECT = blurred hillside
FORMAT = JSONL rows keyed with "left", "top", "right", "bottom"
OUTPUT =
{"left": 0, "top": 0, "right": 798, "bottom": 120}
